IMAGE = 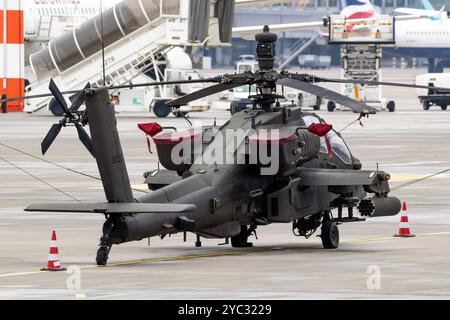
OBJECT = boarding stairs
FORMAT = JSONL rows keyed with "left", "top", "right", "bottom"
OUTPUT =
{"left": 24, "top": 0, "right": 192, "bottom": 113}
{"left": 38, "top": 16, "right": 52, "bottom": 40}
{"left": 328, "top": 14, "right": 396, "bottom": 109}
{"left": 277, "top": 34, "right": 320, "bottom": 69}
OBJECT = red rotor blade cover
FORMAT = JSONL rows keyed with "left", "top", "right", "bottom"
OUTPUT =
{"left": 138, "top": 123, "right": 163, "bottom": 153}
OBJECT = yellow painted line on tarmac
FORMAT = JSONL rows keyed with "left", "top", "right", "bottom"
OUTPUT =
{"left": 89, "top": 184, "right": 150, "bottom": 192}
{"left": 86, "top": 250, "right": 254, "bottom": 269}
{"left": 1, "top": 231, "right": 450, "bottom": 278}
{"left": 131, "top": 184, "right": 150, "bottom": 191}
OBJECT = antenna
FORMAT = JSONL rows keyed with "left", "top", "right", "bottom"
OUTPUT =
{"left": 100, "top": 0, "right": 106, "bottom": 86}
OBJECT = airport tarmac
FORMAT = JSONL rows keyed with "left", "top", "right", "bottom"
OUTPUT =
{"left": 0, "top": 68, "right": 450, "bottom": 299}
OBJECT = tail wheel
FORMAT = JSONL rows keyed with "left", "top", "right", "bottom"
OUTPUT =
{"left": 96, "top": 246, "right": 111, "bottom": 266}
{"left": 321, "top": 220, "right": 339, "bottom": 249}
{"left": 422, "top": 101, "right": 430, "bottom": 111}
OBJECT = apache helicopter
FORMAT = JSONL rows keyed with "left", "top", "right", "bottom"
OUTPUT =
{"left": 16, "top": 26, "right": 450, "bottom": 266}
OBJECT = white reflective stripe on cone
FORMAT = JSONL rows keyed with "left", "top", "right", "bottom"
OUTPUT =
{"left": 399, "top": 223, "right": 410, "bottom": 229}
{"left": 48, "top": 254, "right": 60, "bottom": 261}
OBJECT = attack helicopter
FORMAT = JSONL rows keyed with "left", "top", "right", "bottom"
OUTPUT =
{"left": 16, "top": 26, "right": 450, "bottom": 266}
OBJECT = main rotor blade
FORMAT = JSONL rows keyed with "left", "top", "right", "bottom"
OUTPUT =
{"left": 69, "top": 83, "right": 90, "bottom": 112}
{"left": 41, "top": 123, "right": 63, "bottom": 155}
{"left": 75, "top": 124, "right": 95, "bottom": 158}
{"left": 108, "top": 78, "right": 221, "bottom": 91}
{"left": 318, "top": 77, "right": 450, "bottom": 93}
{"left": 167, "top": 83, "right": 245, "bottom": 107}
{"left": 49, "top": 79, "right": 70, "bottom": 114}
{"left": 1, "top": 78, "right": 222, "bottom": 103}
{"left": 277, "top": 78, "right": 377, "bottom": 115}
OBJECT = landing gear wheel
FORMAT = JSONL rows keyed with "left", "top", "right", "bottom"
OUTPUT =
{"left": 313, "top": 97, "right": 322, "bottom": 111}
{"left": 441, "top": 105, "right": 448, "bottom": 111}
{"left": 153, "top": 100, "right": 171, "bottom": 118}
{"left": 231, "top": 226, "right": 253, "bottom": 248}
{"left": 96, "top": 246, "right": 111, "bottom": 266}
{"left": 327, "top": 101, "right": 336, "bottom": 112}
{"left": 422, "top": 101, "right": 430, "bottom": 111}
{"left": 387, "top": 101, "right": 396, "bottom": 113}
{"left": 321, "top": 220, "right": 339, "bottom": 249}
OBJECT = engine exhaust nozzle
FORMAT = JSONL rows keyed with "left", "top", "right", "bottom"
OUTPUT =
{"left": 357, "top": 197, "right": 401, "bottom": 218}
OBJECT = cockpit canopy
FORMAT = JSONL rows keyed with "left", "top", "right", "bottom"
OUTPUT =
{"left": 303, "top": 115, "right": 353, "bottom": 166}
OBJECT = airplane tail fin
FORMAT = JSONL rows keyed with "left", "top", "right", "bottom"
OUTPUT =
{"left": 420, "top": 0, "right": 435, "bottom": 11}
{"left": 85, "top": 87, "right": 134, "bottom": 203}
{"left": 339, "top": 0, "right": 377, "bottom": 20}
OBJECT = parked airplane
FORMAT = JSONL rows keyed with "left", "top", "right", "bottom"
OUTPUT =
{"left": 391, "top": 0, "right": 450, "bottom": 72}
{"left": 233, "top": 0, "right": 450, "bottom": 72}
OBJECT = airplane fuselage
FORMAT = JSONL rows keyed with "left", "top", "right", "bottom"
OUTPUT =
{"left": 386, "top": 15, "right": 450, "bottom": 63}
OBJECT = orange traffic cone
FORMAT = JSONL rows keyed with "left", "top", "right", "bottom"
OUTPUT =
{"left": 394, "top": 202, "right": 416, "bottom": 238}
{"left": 41, "top": 230, "right": 66, "bottom": 271}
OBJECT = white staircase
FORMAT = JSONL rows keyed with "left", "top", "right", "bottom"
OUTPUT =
{"left": 38, "top": 16, "right": 52, "bottom": 40}
{"left": 25, "top": 0, "right": 190, "bottom": 113}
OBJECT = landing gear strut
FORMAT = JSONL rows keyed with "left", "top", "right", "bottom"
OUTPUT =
{"left": 231, "top": 225, "right": 256, "bottom": 248}
{"left": 96, "top": 217, "right": 124, "bottom": 266}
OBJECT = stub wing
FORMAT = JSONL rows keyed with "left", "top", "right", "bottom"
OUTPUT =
{"left": 296, "top": 168, "right": 386, "bottom": 186}
{"left": 25, "top": 203, "right": 196, "bottom": 214}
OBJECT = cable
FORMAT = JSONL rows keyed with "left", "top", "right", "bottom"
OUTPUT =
{"left": 391, "top": 168, "right": 450, "bottom": 191}
{"left": 0, "top": 142, "right": 150, "bottom": 194}
{"left": 317, "top": 114, "right": 364, "bottom": 151}
{"left": 0, "top": 157, "right": 80, "bottom": 203}
{"left": 0, "top": 142, "right": 101, "bottom": 180}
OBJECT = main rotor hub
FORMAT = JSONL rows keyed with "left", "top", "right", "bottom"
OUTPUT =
{"left": 255, "top": 25, "right": 277, "bottom": 71}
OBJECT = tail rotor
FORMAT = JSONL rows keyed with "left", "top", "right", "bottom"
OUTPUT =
{"left": 41, "top": 80, "right": 94, "bottom": 157}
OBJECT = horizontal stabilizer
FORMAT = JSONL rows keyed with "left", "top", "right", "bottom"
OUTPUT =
{"left": 25, "top": 203, "right": 196, "bottom": 214}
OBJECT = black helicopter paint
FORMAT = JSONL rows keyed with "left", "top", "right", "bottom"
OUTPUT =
{"left": 9, "top": 27, "right": 449, "bottom": 266}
